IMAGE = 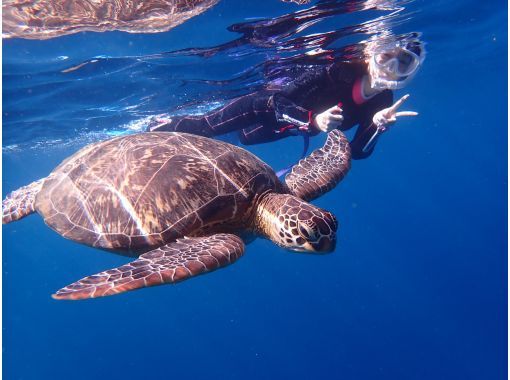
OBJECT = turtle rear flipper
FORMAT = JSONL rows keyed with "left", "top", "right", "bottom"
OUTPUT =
{"left": 2, "top": 179, "right": 44, "bottom": 224}
{"left": 285, "top": 129, "right": 351, "bottom": 202}
{"left": 52, "top": 234, "right": 245, "bottom": 300}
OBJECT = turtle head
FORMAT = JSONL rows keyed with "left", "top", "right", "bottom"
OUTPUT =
{"left": 255, "top": 194, "right": 338, "bottom": 253}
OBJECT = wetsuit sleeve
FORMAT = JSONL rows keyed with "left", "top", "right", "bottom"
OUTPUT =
{"left": 237, "top": 91, "right": 322, "bottom": 146}
{"left": 350, "top": 90, "right": 393, "bottom": 159}
{"left": 239, "top": 124, "right": 287, "bottom": 145}
{"left": 272, "top": 93, "right": 314, "bottom": 129}
{"left": 233, "top": 65, "right": 334, "bottom": 145}
{"left": 271, "top": 65, "right": 331, "bottom": 129}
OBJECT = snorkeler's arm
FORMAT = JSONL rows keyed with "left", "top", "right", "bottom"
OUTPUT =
{"left": 271, "top": 93, "right": 320, "bottom": 135}
{"left": 237, "top": 92, "right": 322, "bottom": 145}
{"left": 350, "top": 91, "right": 393, "bottom": 159}
{"left": 270, "top": 65, "right": 334, "bottom": 131}
{"left": 350, "top": 122, "right": 380, "bottom": 159}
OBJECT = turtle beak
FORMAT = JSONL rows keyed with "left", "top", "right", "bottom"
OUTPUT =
{"left": 301, "top": 235, "right": 336, "bottom": 253}
{"left": 296, "top": 215, "right": 337, "bottom": 253}
{"left": 310, "top": 236, "right": 336, "bottom": 253}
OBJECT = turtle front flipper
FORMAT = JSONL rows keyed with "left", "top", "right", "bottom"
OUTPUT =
{"left": 52, "top": 234, "right": 245, "bottom": 300}
{"left": 285, "top": 129, "right": 351, "bottom": 202}
{"left": 2, "top": 178, "right": 45, "bottom": 224}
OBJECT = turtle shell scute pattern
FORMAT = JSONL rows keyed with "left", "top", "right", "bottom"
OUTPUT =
{"left": 3, "top": 0, "right": 220, "bottom": 40}
{"left": 35, "top": 132, "right": 284, "bottom": 252}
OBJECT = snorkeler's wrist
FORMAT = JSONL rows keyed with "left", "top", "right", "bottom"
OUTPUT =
{"left": 309, "top": 112, "right": 323, "bottom": 134}
{"left": 372, "top": 111, "right": 389, "bottom": 130}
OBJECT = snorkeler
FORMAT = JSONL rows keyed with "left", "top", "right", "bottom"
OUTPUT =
{"left": 148, "top": 38, "right": 426, "bottom": 159}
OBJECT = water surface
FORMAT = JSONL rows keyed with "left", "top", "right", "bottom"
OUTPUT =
{"left": 3, "top": 0, "right": 507, "bottom": 379}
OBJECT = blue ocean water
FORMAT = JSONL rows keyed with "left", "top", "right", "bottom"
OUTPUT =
{"left": 2, "top": 0, "right": 507, "bottom": 379}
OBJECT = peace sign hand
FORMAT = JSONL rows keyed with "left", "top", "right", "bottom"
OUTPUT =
{"left": 372, "top": 94, "right": 418, "bottom": 132}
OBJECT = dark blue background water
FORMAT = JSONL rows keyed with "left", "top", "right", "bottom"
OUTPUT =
{"left": 3, "top": 0, "right": 507, "bottom": 379}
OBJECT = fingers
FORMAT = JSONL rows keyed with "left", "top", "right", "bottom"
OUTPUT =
{"left": 315, "top": 111, "right": 343, "bottom": 132}
{"left": 389, "top": 94, "right": 410, "bottom": 113}
{"left": 328, "top": 113, "right": 344, "bottom": 121}
{"left": 395, "top": 111, "right": 418, "bottom": 117}
{"left": 328, "top": 105, "right": 343, "bottom": 114}
{"left": 326, "top": 118, "right": 343, "bottom": 130}
{"left": 314, "top": 104, "right": 347, "bottom": 133}
{"left": 325, "top": 114, "right": 343, "bottom": 131}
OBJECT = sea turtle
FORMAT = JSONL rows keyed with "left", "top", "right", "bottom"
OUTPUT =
{"left": 3, "top": 0, "right": 219, "bottom": 40}
{"left": 2, "top": 130, "right": 351, "bottom": 300}
{"left": 2, "top": 0, "right": 310, "bottom": 40}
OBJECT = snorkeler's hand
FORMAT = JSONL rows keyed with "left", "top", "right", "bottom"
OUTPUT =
{"left": 314, "top": 105, "right": 344, "bottom": 133}
{"left": 372, "top": 94, "right": 418, "bottom": 131}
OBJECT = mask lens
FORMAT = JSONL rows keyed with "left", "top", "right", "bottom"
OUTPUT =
{"left": 396, "top": 50, "right": 419, "bottom": 76}
{"left": 377, "top": 52, "right": 394, "bottom": 65}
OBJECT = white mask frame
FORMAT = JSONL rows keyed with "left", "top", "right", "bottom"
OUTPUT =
{"left": 368, "top": 41, "right": 425, "bottom": 90}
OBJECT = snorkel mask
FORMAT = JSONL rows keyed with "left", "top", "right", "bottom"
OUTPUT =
{"left": 368, "top": 39, "right": 426, "bottom": 90}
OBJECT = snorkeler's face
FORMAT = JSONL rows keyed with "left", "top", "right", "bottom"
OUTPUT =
{"left": 368, "top": 47, "right": 421, "bottom": 90}
{"left": 374, "top": 48, "right": 420, "bottom": 79}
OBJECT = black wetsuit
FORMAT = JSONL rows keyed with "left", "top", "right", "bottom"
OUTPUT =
{"left": 149, "top": 61, "right": 393, "bottom": 159}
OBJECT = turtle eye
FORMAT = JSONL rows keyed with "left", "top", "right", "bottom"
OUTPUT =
{"left": 298, "top": 223, "right": 319, "bottom": 241}
{"left": 299, "top": 225, "right": 310, "bottom": 238}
